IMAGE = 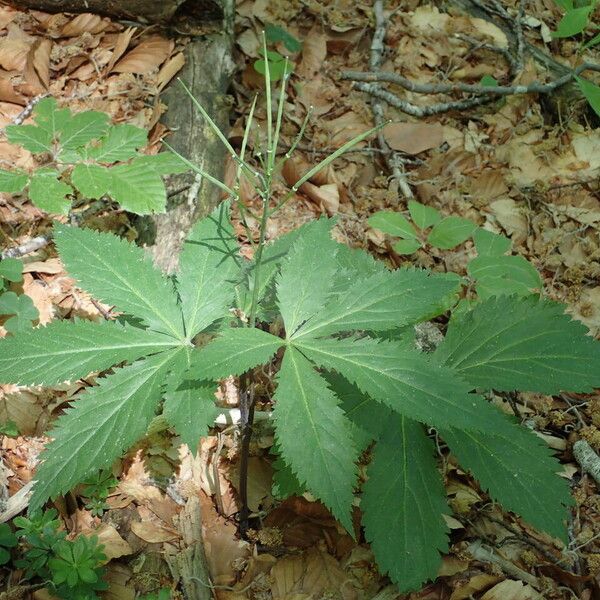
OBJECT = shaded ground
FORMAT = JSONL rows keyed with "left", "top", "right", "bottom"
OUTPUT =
{"left": 1, "top": 0, "right": 600, "bottom": 598}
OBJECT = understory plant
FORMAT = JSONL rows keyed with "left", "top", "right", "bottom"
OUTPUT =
{"left": 0, "top": 97, "right": 187, "bottom": 215}
{"left": 0, "top": 257, "right": 38, "bottom": 334}
{"left": 369, "top": 203, "right": 542, "bottom": 302}
{"left": 1, "top": 54, "right": 599, "bottom": 593}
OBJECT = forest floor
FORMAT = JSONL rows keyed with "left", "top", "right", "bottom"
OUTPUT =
{"left": 1, "top": 0, "right": 600, "bottom": 598}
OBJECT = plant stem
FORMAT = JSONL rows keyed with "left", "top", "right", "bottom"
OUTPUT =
{"left": 238, "top": 372, "right": 255, "bottom": 536}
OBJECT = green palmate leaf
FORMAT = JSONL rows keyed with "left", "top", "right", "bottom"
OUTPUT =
{"left": 54, "top": 224, "right": 184, "bottom": 338}
{"left": 5, "top": 124, "right": 53, "bottom": 154}
{"left": 426, "top": 216, "right": 476, "bottom": 249}
{"left": 189, "top": 327, "right": 283, "bottom": 380}
{"left": 441, "top": 424, "right": 572, "bottom": 542}
{"left": 362, "top": 415, "right": 449, "bottom": 591}
{"left": 408, "top": 200, "right": 441, "bottom": 230}
{"left": 393, "top": 239, "right": 422, "bottom": 255}
{"left": 273, "top": 347, "right": 359, "bottom": 532}
{"left": 294, "top": 269, "right": 461, "bottom": 339}
{"left": 472, "top": 228, "right": 511, "bottom": 256}
{"left": 87, "top": 124, "right": 147, "bottom": 162}
{"left": 30, "top": 348, "right": 183, "bottom": 511}
{"left": 0, "top": 318, "right": 178, "bottom": 386}
{"left": 71, "top": 164, "right": 110, "bottom": 199}
{"left": 468, "top": 255, "right": 541, "bottom": 298}
{"left": 434, "top": 295, "right": 600, "bottom": 393}
{"left": 552, "top": 6, "right": 593, "bottom": 37}
{"left": 238, "top": 218, "right": 334, "bottom": 315}
{"left": 0, "top": 291, "right": 38, "bottom": 334}
{"left": 0, "top": 258, "right": 23, "bottom": 282}
{"left": 577, "top": 76, "right": 600, "bottom": 118}
{"left": 162, "top": 348, "right": 219, "bottom": 451}
{"left": 178, "top": 203, "right": 241, "bottom": 337}
{"left": 59, "top": 111, "right": 110, "bottom": 150}
{"left": 368, "top": 211, "right": 418, "bottom": 239}
{"left": 277, "top": 219, "right": 339, "bottom": 338}
{"left": 272, "top": 452, "right": 305, "bottom": 499}
{"left": 107, "top": 160, "right": 166, "bottom": 214}
{"left": 296, "top": 336, "right": 511, "bottom": 433}
{"left": 28, "top": 169, "right": 72, "bottom": 215}
{"left": 33, "top": 97, "right": 70, "bottom": 140}
{"left": 0, "top": 169, "right": 28, "bottom": 193}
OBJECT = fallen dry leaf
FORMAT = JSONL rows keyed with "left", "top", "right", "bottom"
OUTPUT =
{"left": 481, "top": 579, "right": 543, "bottom": 600}
{"left": 112, "top": 36, "right": 174, "bottom": 74}
{"left": 383, "top": 122, "right": 444, "bottom": 155}
{"left": 131, "top": 519, "right": 179, "bottom": 543}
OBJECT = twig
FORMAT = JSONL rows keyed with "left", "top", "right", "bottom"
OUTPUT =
{"left": 515, "top": 0, "right": 526, "bottom": 74}
{"left": 1, "top": 234, "right": 52, "bottom": 259}
{"left": 468, "top": 539, "right": 541, "bottom": 588}
{"left": 573, "top": 439, "right": 600, "bottom": 488}
{"left": 366, "top": 0, "right": 413, "bottom": 199}
{"left": 342, "top": 62, "right": 600, "bottom": 98}
{"left": 353, "top": 81, "right": 495, "bottom": 117}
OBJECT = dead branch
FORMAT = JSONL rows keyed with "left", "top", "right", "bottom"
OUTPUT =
{"left": 366, "top": 0, "right": 413, "bottom": 199}
{"left": 573, "top": 439, "right": 600, "bottom": 488}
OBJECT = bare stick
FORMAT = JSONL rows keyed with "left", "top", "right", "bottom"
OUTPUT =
{"left": 573, "top": 439, "right": 600, "bottom": 488}
{"left": 367, "top": 0, "right": 413, "bottom": 199}
{"left": 353, "top": 81, "right": 495, "bottom": 117}
{"left": 1, "top": 235, "right": 52, "bottom": 259}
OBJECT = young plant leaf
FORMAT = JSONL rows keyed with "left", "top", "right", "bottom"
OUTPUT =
{"left": 29, "top": 348, "right": 185, "bottom": 511}
{"left": 368, "top": 211, "right": 418, "bottom": 239}
{"left": 0, "top": 169, "right": 28, "bottom": 193}
{"left": 362, "top": 415, "right": 450, "bottom": 592}
{"left": 577, "top": 76, "right": 600, "bottom": 118}
{"left": 552, "top": 6, "right": 593, "bottom": 37}
{"left": 0, "top": 258, "right": 23, "bottom": 282}
{"left": 107, "top": 160, "right": 166, "bottom": 214}
{"left": 426, "top": 216, "right": 476, "bottom": 249}
{"left": 5, "top": 125, "right": 53, "bottom": 154}
{"left": 408, "top": 200, "right": 441, "bottom": 230}
{"left": 134, "top": 152, "right": 191, "bottom": 175}
{"left": 28, "top": 169, "right": 72, "bottom": 215}
{"left": 441, "top": 424, "right": 572, "bottom": 542}
{"left": 273, "top": 347, "right": 359, "bottom": 532}
{"left": 0, "top": 291, "right": 38, "bottom": 334}
{"left": 178, "top": 203, "right": 241, "bottom": 337}
{"left": 0, "top": 319, "right": 179, "bottom": 386}
{"left": 296, "top": 336, "right": 511, "bottom": 433}
{"left": 468, "top": 255, "right": 542, "bottom": 298}
{"left": 53, "top": 224, "right": 184, "bottom": 338}
{"left": 71, "top": 164, "right": 110, "bottom": 199}
{"left": 188, "top": 327, "right": 284, "bottom": 380}
{"left": 472, "top": 228, "right": 511, "bottom": 256}
{"left": 435, "top": 295, "right": 600, "bottom": 393}
{"left": 87, "top": 124, "right": 147, "bottom": 163}
{"left": 294, "top": 269, "right": 461, "bottom": 339}
{"left": 393, "top": 239, "right": 422, "bottom": 255}
{"left": 33, "top": 97, "right": 70, "bottom": 140}
{"left": 277, "top": 218, "right": 339, "bottom": 338}
{"left": 59, "top": 111, "right": 110, "bottom": 150}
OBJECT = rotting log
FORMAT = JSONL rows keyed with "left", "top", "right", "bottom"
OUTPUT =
{"left": 135, "top": 0, "right": 236, "bottom": 272}
{"left": 2, "top": 0, "right": 223, "bottom": 25}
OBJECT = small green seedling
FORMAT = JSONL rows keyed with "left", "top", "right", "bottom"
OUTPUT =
{"left": 0, "top": 98, "right": 188, "bottom": 215}
{"left": 0, "top": 258, "right": 38, "bottom": 334}
{"left": 48, "top": 535, "right": 107, "bottom": 599}
{"left": 368, "top": 200, "right": 476, "bottom": 254}
{"left": 254, "top": 24, "right": 301, "bottom": 81}
{"left": 550, "top": 0, "right": 600, "bottom": 116}
{"left": 0, "top": 523, "right": 17, "bottom": 565}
